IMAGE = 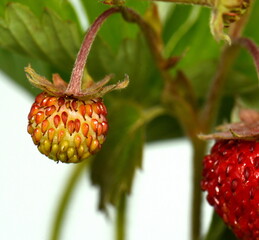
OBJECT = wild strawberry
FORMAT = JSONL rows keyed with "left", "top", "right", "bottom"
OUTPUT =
{"left": 26, "top": 8, "right": 128, "bottom": 163}
{"left": 202, "top": 140, "right": 259, "bottom": 240}
{"left": 200, "top": 109, "right": 259, "bottom": 239}
{"left": 27, "top": 92, "right": 109, "bottom": 163}
{"left": 26, "top": 66, "right": 128, "bottom": 164}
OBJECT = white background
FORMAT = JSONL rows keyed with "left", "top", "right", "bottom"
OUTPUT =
{"left": 0, "top": 71, "right": 212, "bottom": 240}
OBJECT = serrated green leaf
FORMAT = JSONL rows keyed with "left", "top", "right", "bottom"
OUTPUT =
{"left": 0, "top": 2, "right": 81, "bottom": 73}
{"left": 0, "top": 18, "right": 25, "bottom": 54}
{"left": 5, "top": 3, "right": 49, "bottom": 59}
{"left": 43, "top": 8, "right": 81, "bottom": 61}
{"left": 0, "top": 0, "right": 81, "bottom": 29}
{"left": 41, "top": 10, "right": 75, "bottom": 69}
{"left": 90, "top": 101, "right": 145, "bottom": 210}
{"left": 0, "top": 48, "right": 52, "bottom": 95}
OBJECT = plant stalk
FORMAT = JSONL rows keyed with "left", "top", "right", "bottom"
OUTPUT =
{"left": 116, "top": 193, "right": 127, "bottom": 240}
{"left": 191, "top": 139, "right": 207, "bottom": 240}
{"left": 50, "top": 162, "right": 88, "bottom": 240}
{"left": 66, "top": 7, "right": 120, "bottom": 95}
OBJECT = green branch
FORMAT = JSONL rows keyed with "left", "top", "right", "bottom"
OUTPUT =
{"left": 116, "top": 193, "right": 127, "bottom": 240}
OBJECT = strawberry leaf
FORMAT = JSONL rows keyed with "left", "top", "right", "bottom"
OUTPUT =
{"left": 0, "top": 0, "right": 81, "bottom": 27}
{"left": 163, "top": 3, "right": 259, "bottom": 101}
{"left": 162, "top": 6, "right": 221, "bottom": 98}
{"left": 0, "top": 2, "right": 81, "bottom": 72}
{"left": 90, "top": 101, "right": 145, "bottom": 210}
{"left": 0, "top": 48, "right": 54, "bottom": 95}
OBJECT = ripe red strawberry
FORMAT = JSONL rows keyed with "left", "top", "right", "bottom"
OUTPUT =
{"left": 27, "top": 92, "right": 108, "bottom": 163}
{"left": 201, "top": 139, "right": 259, "bottom": 240}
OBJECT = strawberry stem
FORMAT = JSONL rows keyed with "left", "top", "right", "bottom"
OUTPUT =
{"left": 66, "top": 7, "right": 120, "bottom": 96}
{"left": 116, "top": 193, "right": 127, "bottom": 240}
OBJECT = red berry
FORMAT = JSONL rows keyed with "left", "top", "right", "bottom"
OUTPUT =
{"left": 202, "top": 140, "right": 259, "bottom": 240}
{"left": 27, "top": 92, "right": 108, "bottom": 163}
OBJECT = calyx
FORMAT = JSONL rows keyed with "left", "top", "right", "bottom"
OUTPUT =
{"left": 199, "top": 108, "right": 259, "bottom": 140}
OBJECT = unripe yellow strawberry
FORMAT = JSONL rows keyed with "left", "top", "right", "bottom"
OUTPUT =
{"left": 27, "top": 92, "right": 108, "bottom": 163}
{"left": 25, "top": 8, "right": 128, "bottom": 163}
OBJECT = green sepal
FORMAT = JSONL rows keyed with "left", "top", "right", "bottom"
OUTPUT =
{"left": 25, "top": 65, "right": 129, "bottom": 99}
{"left": 25, "top": 65, "right": 67, "bottom": 96}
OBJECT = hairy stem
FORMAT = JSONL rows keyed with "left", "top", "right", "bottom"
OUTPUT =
{"left": 50, "top": 162, "right": 88, "bottom": 240}
{"left": 116, "top": 193, "right": 127, "bottom": 240}
{"left": 66, "top": 7, "right": 120, "bottom": 95}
